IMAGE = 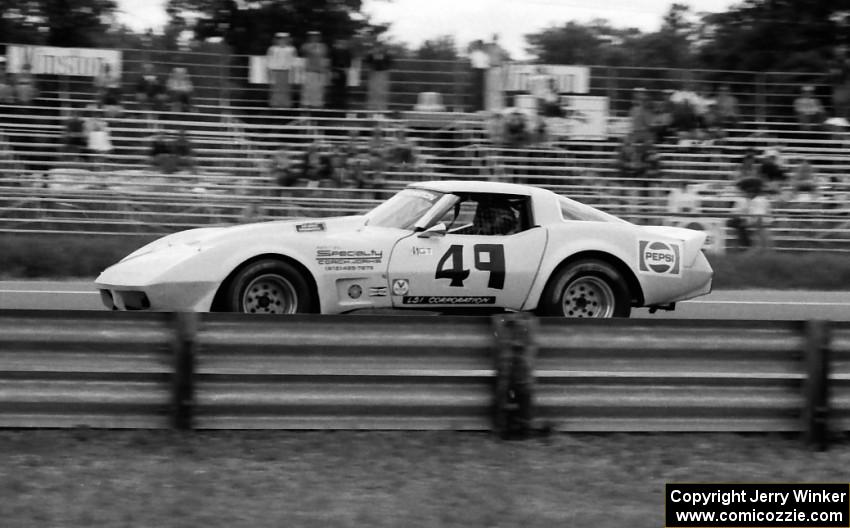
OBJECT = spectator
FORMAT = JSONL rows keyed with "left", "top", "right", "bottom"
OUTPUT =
{"left": 347, "top": 32, "right": 366, "bottom": 93}
{"left": 364, "top": 40, "right": 393, "bottom": 113}
{"left": 618, "top": 134, "right": 659, "bottom": 195}
{"left": 790, "top": 156, "right": 821, "bottom": 201}
{"left": 629, "top": 87, "right": 655, "bottom": 144}
{"left": 328, "top": 151, "right": 351, "bottom": 188}
{"left": 135, "top": 62, "right": 166, "bottom": 111}
{"left": 745, "top": 125, "right": 782, "bottom": 152}
{"left": 268, "top": 145, "right": 296, "bottom": 191}
{"left": 387, "top": 127, "right": 417, "bottom": 170}
{"left": 468, "top": 40, "right": 489, "bottom": 112}
{"left": 667, "top": 182, "right": 701, "bottom": 215}
{"left": 714, "top": 84, "right": 739, "bottom": 130}
{"left": 301, "top": 143, "right": 331, "bottom": 181}
{"left": 14, "top": 63, "right": 37, "bottom": 105}
{"left": 729, "top": 179, "right": 771, "bottom": 251}
{"left": 342, "top": 129, "right": 362, "bottom": 158}
{"left": 701, "top": 101, "right": 726, "bottom": 141}
{"left": 0, "top": 131, "right": 12, "bottom": 159}
{"left": 617, "top": 134, "right": 643, "bottom": 180}
{"left": 530, "top": 67, "right": 562, "bottom": 117}
{"left": 85, "top": 108, "right": 112, "bottom": 167}
{"left": 329, "top": 38, "right": 353, "bottom": 110}
{"left": 669, "top": 85, "right": 707, "bottom": 142}
{"left": 504, "top": 109, "right": 530, "bottom": 147}
{"left": 0, "top": 70, "right": 14, "bottom": 103}
{"left": 266, "top": 32, "right": 297, "bottom": 108}
{"left": 362, "top": 126, "right": 388, "bottom": 197}
{"left": 823, "top": 117, "right": 850, "bottom": 157}
{"left": 172, "top": 128, "right": 195, "bottom": 172}
{"left": 166, "top": 67, "right": 194, "bottom": 112}
{"left": 485, "top": 34, "right": 508, "bottom": 112}
{"left": 793, "top": 85, "right": 824, "bottom": 132}
{"left": 486, "top": 112, "right": 506, "bottom": 145}
{"left": 828, "top": 45, "right": 850, "bottom": 120}
{"left": 150, "top": 130, "right": 175, "bottom": 173}
{"left": 736, "top": 148, "right": 760, "bottom": 181}
{"left": 301, "top": 31, "right": 329, "bottom": 110}
{"left": 93, "top": 63, "right": 122, "bottom": 117}
{"left": 347, "top": 143, "right": 372, "bottom": 189}
{"left": 0, "top": 131, "right": 17, "bottom": 181}
{"left": 651, "top": 95, "right": 674, "bottom": 143}
{"left": 367, "top": 124, "right": 388, "bottom": 159}
{"left": 147, "top": 129, "right": 193, "bottom": 174}
{"left": 759, "top": 148, "right": 787, "bottom": 193}
{"left": 62, "top": 109, "right": 88, "bottom": 162}
{"left": 240, "top": 202, "right": 264, "bottom": 224}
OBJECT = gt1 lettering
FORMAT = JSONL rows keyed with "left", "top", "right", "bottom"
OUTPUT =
{"left": 434, "top": 244, "right": 506, "bottom": 289}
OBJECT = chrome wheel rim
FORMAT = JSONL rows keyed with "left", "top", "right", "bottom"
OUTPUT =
{"left": 561, "top": 276, "right": 615, "bottom": 318}
{"left": 241, "top": 274, "right": 298, "bottom": 314}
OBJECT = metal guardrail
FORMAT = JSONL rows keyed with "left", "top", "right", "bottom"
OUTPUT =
{"left": 193, "top": 314, "right": 495, "bottom": 430}
{"left": 0, "top": 310, "right": 174, "bottom": 428}
{"left": 0, "top": 310, "right": 848, "bottom": 447}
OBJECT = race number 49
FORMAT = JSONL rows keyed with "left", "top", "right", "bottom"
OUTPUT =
{"left": 435, "top": 244, "right": 505, "bottom": 289}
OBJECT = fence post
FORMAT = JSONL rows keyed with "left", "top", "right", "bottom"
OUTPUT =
{"left": 803, "top": 320, "right": 831, "bottom": 451}
{"left": 756, "top": 72, "right": 768, "bottom": 123}
{"left": 453, "top": 58, "right": 465, "bottom": 112}
{"left": 171, "top": 311, "right": 199, "bottom": 430}
{"left": 491, "top": 313, "right": 538, "bottom": 439}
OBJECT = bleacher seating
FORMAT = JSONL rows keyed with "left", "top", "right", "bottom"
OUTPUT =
{"left": 0, "top": 74, "right": 849, "bottom": 252}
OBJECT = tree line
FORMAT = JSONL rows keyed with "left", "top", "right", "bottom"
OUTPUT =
{"left": 2, "top": 0, "right": 848, "bottom": 73}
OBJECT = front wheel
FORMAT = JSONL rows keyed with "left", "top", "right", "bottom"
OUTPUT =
{"left": 538, "top": 260, "right": 631, "bottom": 318}
{"left": 223, "top": 259, "right": 315, "bottom": 314}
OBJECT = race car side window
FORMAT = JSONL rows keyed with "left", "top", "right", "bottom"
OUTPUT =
{"left": 434, "top": 200, "right": 477, "bottom": 233}
{"left": 444, "top": 194, "right": 532, "bottom": 236}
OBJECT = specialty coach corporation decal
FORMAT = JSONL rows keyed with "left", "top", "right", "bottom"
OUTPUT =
{"left": 316, "top": 248, "right": 383, "bottom": 272}
{"left": 638, "top": 240, "right": 682, "bottom": 276}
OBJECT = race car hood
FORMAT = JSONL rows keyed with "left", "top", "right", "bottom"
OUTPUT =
{"left": 640, "top": 225, "right": 707, "bottom": 267}
{"left": 120, "top": 215, "right": 367, "bottom": 262}
{"left": 97, "top": 215, "right": 369, "bottom": 287}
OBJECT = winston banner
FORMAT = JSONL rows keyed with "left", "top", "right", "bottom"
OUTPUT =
{"left": 5, "top": 45, "right": 122, "bottom": 77}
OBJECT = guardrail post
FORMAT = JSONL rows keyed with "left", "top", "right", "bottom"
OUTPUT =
{"left": 491, "top": 313, "right": 538, "bottom": 439}
{"left": 803, "top": 320, "right": 831, "bottom": 451}
{"left": 171, "top": 311, "right": 199, "bottom": 430}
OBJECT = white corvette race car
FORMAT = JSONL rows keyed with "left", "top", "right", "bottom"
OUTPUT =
{"left": 96, "top": 180, "right": 713, "bottom": 318}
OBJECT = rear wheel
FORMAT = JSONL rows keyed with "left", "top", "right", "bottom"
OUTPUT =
{"left": 224, "top": 259, "right": 315, "bottom": 314}
{"left": 538, "top": 259, "right": 631, "bottom": 318}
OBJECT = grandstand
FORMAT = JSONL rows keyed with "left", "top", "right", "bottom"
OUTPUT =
{"left": 0, "top": 45, "right": 848, "bottom": 252}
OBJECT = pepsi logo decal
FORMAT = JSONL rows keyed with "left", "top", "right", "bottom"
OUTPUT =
{"left": 638, "top": 240, "right": 681, "bottom": 276}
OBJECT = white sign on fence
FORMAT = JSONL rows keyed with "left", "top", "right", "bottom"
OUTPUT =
{"left": 503, "top": 64, "right": 589, "bottom": 94}
{"left": 543, "top": 95, "right": 608, "bottom": 140}
{"left": 6, "top": 45, "right": 122, "bottom": 77}
{"left": 249, "top": 56, "right": 305, "bottom": 85}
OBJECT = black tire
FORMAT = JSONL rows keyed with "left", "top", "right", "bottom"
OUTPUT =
{"left": 223, "top": 259, "right": 315, "bottom": 314}
{"left": 537, "top": 259, "right": 631, "bottom": 318}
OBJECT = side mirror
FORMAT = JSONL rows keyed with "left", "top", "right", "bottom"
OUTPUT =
{"left": 417, "top": 222, "right": 446, "bottom": 238}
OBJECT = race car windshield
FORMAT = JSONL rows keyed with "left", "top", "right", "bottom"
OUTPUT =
{"left": 366, "top": 188, "right": 445, "bottom": 230}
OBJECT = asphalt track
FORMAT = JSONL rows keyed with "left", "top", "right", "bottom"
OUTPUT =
{"left": 1, "top": 280, "right": 849, "bottom": 320}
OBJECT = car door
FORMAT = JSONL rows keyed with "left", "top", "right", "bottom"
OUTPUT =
{"left": 387, "top": 193, "right": 547, "bottom": 310}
